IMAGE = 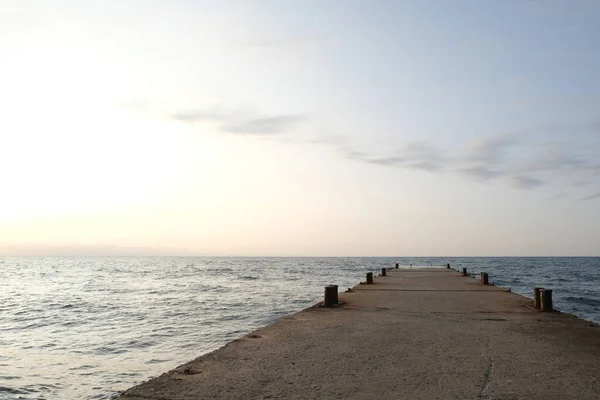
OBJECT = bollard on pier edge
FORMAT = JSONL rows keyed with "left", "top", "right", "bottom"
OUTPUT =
{"left": 462, "top": 267, "right": 467, "bottom": 276}
{"left": 395, "top": 263, "right": 399, "bottom": 268}
{"left": 540, "top": 288, "right": 553, "bottom": 312}
{"left": 381, "top": 268, "right": 387, "bottom": 276}
{"left": 323, "top": 285, "right": 339, "bottom": 307}
{"left": 366, "top": 272, "right": 374, "bottom": 284}
{"left": 447, "top": 263, "right": 450, "bottom": 269}
{"left": 480, "top": 272, "right": 489, "bottom": 285}
{"left": 533, "top": 287, "right": 542, "bottom": 309}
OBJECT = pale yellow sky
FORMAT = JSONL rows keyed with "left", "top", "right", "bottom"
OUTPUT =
{"left": 1, "top": 1, "right": 599, "bottom": 256}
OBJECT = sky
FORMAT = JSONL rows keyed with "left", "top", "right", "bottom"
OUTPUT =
{"left": 1, "top": 0, "right": 599, "bottom": 256}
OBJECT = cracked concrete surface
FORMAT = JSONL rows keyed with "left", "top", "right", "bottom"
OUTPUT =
{"left": 118, "top": 268, "right": 600, "bottom": 400}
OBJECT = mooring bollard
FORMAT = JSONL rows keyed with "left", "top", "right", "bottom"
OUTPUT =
{"left": 381, "top": 268, "right": 387, "bottom": 276}
{"left": 533, "top": 287, "right": 542, "bottom": 309}
{"left": 480, "top": 272, "right": 489, "bottom": 285}
{"left": 331, "top": 284, "right": 339, "bottom": 305}
{"left": 366, "top": 272, "right": 373, "bottom": 284}
{"left": 395, "top": 263, "right": 399, "bottom": 268}
{"left": 462, "top": 267, "right": 467, "bottom": 276}
{"left": 540, "top": 289, "right": 553, "bottom": 312}
{"left": 324, "top": 285, "right": 338, "bottom": 307}
{"left": 447, "top": 263, "right": 450, "bottom": 269}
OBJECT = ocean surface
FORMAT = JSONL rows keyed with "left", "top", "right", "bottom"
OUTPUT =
{"left": 1, "top": 256, "right": 599, "bottom": 400}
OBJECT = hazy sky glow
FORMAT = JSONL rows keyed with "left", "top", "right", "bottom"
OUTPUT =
{"left": 1, "top": 1, "right": 600, "bottom": 256}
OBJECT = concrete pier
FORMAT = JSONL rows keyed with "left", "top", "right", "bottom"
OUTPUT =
{"left": 119, "top": 268, "right": 600, "bottom": 400}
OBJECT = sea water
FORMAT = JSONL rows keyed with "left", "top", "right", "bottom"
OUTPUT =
{"left": 1, "top": 256, "right": 599, "bottom": 399}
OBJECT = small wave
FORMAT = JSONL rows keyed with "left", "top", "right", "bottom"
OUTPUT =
{"left": 0, "top": 386, "right": 29, "bottom": 394}
{"left": 90, "top": 391, "right": 121, "bottom": 399}
{"left": 0, "top": 376, "right": 20, "bottom": 381}
{"left": 69, "top": 364, "right": 97, "bottom": 371}
{"left": 123, "top": 340, "right": 155, "bottom": 349}
{"left": 116, "top": 372, "right": 143, "bottom": 378}
{"left": 237, "top": 275, "right": 259, "bottom": 281}
{"left": 216, "top": 314, "right": 245, "bottom": 322}
{"left": 290, "top": 299, "right": 311, "bottom": 305}
{"left": 93, "top": 346, "right": 128, "bottom": 355}
{"left": 146, "top": 359, "right": 171, "bottom": 364}
{"left": 563, "top": 296, "right": 600, "bottom": 308}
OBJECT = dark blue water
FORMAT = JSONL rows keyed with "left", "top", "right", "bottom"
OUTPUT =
{"left": 0, "top": 257, "right": 598, "bottom": 400}
{"left": 449, "top": 257, "right": 600, "bottom": 321}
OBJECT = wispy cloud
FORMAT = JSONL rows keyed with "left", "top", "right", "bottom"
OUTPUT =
{"left": 336, "top": 125, "right": 600, "bottom": 193}
{"left": 224, "top": 115, "right": 306, "bottom": 135}
{"left": 571, "top": 180, "right": 591, "bottom": 187}
{"left": 464, "top": 134, "right": 521, "bottom": 164}
{"left": 339, "top": 141, "right": 448, "bottom": 173}
{"left": 579, "top": 191, "right": 600, "bottom": 201}
{"left": 172, "top": 109, "right": 226, "bottom": 123}
{"left": 546, "top": 193, "right": 568, "bottom": 201}
{"left": 511, "top": 175, "right": 545, "bottom": 189}
{"left": 456, "top": 134, "right": 520, "bottom": 183}
{"left": 458, "top": 166, "right": 504, "bottom": 181}
{"left": 172, "top": 109, "right": 307, "bottom": 136}
{"left": 168, "top": 104, "right": 600, "bottom": 196}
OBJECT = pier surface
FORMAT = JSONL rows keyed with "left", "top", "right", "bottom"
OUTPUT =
{"left": 120, "top": 268, "right": 600, "bottom": 400}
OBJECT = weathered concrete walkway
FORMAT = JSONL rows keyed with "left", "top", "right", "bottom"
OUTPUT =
{"left": 119, "top": 268, "right": 600, "bottom": 400}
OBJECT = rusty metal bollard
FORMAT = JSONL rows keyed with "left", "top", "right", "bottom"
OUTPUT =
{"left": 480, "top": 272, "right": 489, "bottom": 285}
{"left": 324, "top": 285, "right": 338, "bottom": 306}
{"left": 540, "top": 289, "right": 553, "bottom": 312}
{"left": 533, "top": 287, "right": 542, "bottom": 309}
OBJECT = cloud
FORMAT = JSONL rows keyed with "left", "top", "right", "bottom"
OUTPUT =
{"left": 458, "top": 166, "right": 504, "bottom": 180}
{"left": 546, "top": 193, "right": 568, "bottom": 200}
{"left": 361, "top": 155, "right": 407, "bottom": 167}
{"left": 465, "top": 134, "right": 521, "bottom": 164}
{"left": 337, "top": 125, "right": 600, "bottom": 196}
{"left": 571, "top": 180, "right": 591, "bottom": 187}
{"left": 172, "top": 109, "right": 307, "bottom": 136}
{"left": 511, "top": 175, "right": 545, "bottom": 189}
{"left": 339, "top": 141, "right": 448, "bottom": 173}
{"left": 167, "top": 104, "right": 599, "bottom": 195}
{"left": 224, "top": 115, "right": 306, "bottom": 135}
{"left": 171, "top": 109, "right": 226, "bottom": 123}
{"left": 455, "top": 134, "right": 522, "bottom": 182}
{"left": 579, "top": 192, "right": 600, "bottom": 201}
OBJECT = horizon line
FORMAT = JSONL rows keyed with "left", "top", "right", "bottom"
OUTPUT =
{"left": 1, "top": 254, "right": 599, "bottom": 258}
